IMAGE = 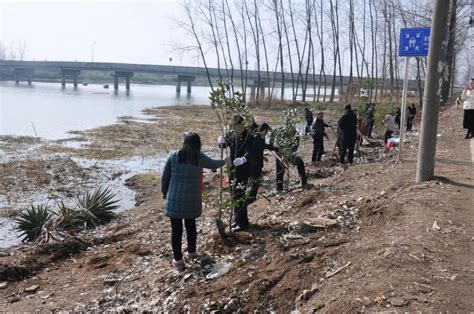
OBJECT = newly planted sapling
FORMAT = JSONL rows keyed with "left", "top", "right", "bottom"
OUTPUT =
{"left": 209, "top": 81, "right": 254, "bottom": 236}
{"left": 270, "top": 109, "right": 301, "bottom": 191}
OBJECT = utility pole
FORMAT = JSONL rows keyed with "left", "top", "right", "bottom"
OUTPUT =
{"left": 416, "top": 0, "right": 451, "bottom": 183}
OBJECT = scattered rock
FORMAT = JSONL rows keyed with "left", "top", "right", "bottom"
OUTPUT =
{"left": 0, "top": 281, "right": 8, "bottom": 289}
{"left": 24, "top": 284, "right": 40, "bottom": 293}
{"left": 417, "top": 285, "right": 433, "bottom": 294}
{"left": 389, "top": 297, "right": 408, "bottom": 307}
{"left": 8, "top": 295, "right": 21, "bottom": 303}
{"left": 103, "top": 278, "right": 119, "bottom": 286}
{"left": 0, "top": 251, "right": 10, "bottom": 257}
{"left": 223, "top": 298, "right": 240, "bottom": 312}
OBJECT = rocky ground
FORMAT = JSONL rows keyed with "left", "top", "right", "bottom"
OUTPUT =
{"left": 0, "top": 104, "right": 472, "bottom": 312}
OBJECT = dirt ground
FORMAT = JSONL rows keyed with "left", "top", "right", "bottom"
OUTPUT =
{"left": 0, "top": 104, "right": 472, "bottom": 312}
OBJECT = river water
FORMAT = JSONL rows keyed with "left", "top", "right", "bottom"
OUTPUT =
{"left": 0, "top": 81, "right": 212, "bottom": 139}
{"left": 0, "top": 81, "right": 338, "bottom": 139}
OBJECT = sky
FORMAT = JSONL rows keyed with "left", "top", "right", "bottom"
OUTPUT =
{"left": 0, "top": 0, "right": 196, "bottom": 65}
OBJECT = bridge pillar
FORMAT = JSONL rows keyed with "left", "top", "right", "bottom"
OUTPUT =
{"left": 187, "top": 81, "right": 192, "bottom": 94}
{"left": 250, "top": 86, "right": 256, "bottom": 102}
{"left": 176, "top": 75, "right": 195, "bottom": 94}
{"left": 113, "top": 71, "right": 134, "bottom": 91}
{"left": 60, "top": 69, "right": 81, "bottom": 88}
{"left": 125, "top": 76, "right": 130, "bottom": 90}
{"left": 13, "top": 68, "right": 35, "bottom": 85}
{"left": 249, "top": 80, "right": 269, "bottom": 104}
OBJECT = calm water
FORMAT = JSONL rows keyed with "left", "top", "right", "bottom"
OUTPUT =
{"left": 0, "top": 81, "right": 212, "bottom": 139}
{"left": 0, "top": 81, "right": 338, "bottom": 140}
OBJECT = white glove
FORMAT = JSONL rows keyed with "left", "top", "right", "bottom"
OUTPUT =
{"left": 218, "top": 135, "right": 226, "bottom": 145}
{"left": 233, "top": 157, "right": 247, "bottom": 167}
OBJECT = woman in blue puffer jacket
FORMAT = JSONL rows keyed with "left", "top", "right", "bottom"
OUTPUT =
{"left": 161, "top": 132, "right": 226, "bottom": 271}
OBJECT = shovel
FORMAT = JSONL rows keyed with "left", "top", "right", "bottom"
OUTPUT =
{"left": 215, "top": 146, "right": 226, "bottom": 238}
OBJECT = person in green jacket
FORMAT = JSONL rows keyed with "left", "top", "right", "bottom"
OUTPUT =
{"left": 161, "top": 132, "right": 226, "bottom": 271}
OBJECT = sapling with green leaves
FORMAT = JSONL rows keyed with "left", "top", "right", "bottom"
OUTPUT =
{"left": 270, "top": 108, "right": 302, "bottom": 191}
{"left": 209, "top": 81, "right": 254, "bottom": 235}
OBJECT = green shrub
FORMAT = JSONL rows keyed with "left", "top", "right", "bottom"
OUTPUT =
{"left": 15, "top": 205, "right": 52, "bottom": 242}
{"left": 76, "top": 187, "right": 119, "bottom": 228}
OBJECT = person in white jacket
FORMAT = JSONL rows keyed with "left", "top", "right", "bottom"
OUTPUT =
{"left": 462, "top": 78, "right": 474, "bottom": 139}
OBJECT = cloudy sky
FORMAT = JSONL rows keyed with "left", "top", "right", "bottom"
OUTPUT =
{"left": 0, "top": 0, "right": 195, "bottom": 65}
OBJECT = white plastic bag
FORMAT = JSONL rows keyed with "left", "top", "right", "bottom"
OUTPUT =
{"left": 206, "top": 261, "right": 232, "bottom": 280}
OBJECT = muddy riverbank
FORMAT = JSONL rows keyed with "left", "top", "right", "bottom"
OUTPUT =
{"left": 0, "top": 105, "right": 280, "bottom": 248}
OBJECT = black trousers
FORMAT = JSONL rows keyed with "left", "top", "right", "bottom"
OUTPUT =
{"left": 407, "top": 117, "right": 414, "bottom": 131}
{"left": 247, "top": 169, "right": 262, "bottom": 205}
{"left": 365, "top": 120, "right": 374, "bottom": 138}
{"left": 312, "top": 136, "right": 324, "bottom": 162}
{"left": 231, "top": 176, "right": 249, "bottom": 228}
{"left": 305, "top": 121, "right": 312, "bottom": 135}
{"left": 384, "top": 130, "right": 394, "bottom": 144}
{"left": 170, "top": 218, "right": 197, "bottom": 261}
{"left": 276, "top": 156, "right": 307, "bottom": 191}
{"left": 340, "top": 141, "right": 355, "bottom": 164}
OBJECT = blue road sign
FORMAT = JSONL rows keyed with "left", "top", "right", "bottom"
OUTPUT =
{"left": 399, "top": 27, "right": 430, "bottom": 57}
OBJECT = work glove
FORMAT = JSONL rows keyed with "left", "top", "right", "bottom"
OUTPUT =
{"left": 218, "top": 135, "right": 226, "bottom": 145}
{"left": 233, "top": 157, "right": 247, "bottom": 167}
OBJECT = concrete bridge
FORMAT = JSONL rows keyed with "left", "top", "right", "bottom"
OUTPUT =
{"left": 0, "top": 60, "right": 420, "bottom": 100}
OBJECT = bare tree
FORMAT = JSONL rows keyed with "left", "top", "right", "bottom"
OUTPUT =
{"left": 0, "top": 41, "right": 7, "bottom": 60}
{"left": 17, "top": 42, "right": 26, "bottom": 61}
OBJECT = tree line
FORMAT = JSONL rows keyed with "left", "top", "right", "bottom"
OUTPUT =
{"left": 177, "top": 0, "right": 472, "bottom": 106}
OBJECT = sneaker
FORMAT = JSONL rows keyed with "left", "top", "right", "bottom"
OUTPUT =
{"left": 172, "top": 259, "right": 185, "bottom": 272}
{"left": 185, "top": 252, "right": 198, "bottom": 260}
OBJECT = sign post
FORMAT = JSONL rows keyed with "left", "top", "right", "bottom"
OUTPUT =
{"left": 398, "top": 27, "right": 430, "bottom": 161}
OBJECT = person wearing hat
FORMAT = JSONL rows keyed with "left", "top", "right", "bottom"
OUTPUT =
{"left": 462, "top": 78, "right": 474, "bottom": 139}
{"left": 338, "top": 104, "right": 358, "bottom": 164}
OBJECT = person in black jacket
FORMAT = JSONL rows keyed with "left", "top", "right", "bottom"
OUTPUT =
{"left": 311, "top": 112, "right": 330, "bottom": 162}
{"left": 394, "top": 107, "right": 401, "bottom": 128}
{"left": 338, "top": 104, "right": 358, "bottom": 164}
{"left": 218, "top": 115, "right": 254, "bottom": 231}
{"left": 406, "top": 104, "right": 416, "bottom": 131}
{"left": 304, "top": 108, "right": 314, "bottom": 135}
{"left": 364, "top": 103, "right": 375, "bottom": 138}
{"left": 247, "top": 123, "right": 276, "bottom": 205}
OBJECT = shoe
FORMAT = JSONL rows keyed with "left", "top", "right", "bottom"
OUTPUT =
{"left": 231, "top": 222, "right": 238, "bottom": 228}
{"left": 172, "top": 259, "right": 185, "bottom": 272}
{"left": 185, "top": 252, "right": 198, "bottom": 260}
{"left": 232, "top": 225, "right": 249, "bottom": 232}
